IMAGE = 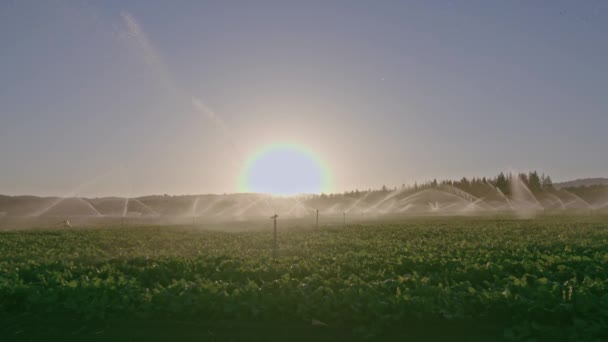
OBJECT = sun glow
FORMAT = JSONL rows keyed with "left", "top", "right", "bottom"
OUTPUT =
{"left": 239, "top": 143, "right": 331, "bottom": 195}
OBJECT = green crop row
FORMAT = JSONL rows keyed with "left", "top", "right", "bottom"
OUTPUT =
{"left": 1, "top": 218, "right": 607, "bottom": 340}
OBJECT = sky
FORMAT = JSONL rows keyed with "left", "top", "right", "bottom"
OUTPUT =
{"left": 1, "top": 0, "right": 607, "bottom": 197}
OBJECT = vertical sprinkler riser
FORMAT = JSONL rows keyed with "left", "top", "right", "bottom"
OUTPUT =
{"left": 271, "top": 214, "right": 278, "bottom": 258}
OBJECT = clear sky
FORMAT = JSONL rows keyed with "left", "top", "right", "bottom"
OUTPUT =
{"left": 1, "top": 1, "right": 607, "bottom": 197}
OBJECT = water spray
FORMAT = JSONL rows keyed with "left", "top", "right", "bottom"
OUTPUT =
{"left": 119, "top": 11, "right": 247, "bottom": 176}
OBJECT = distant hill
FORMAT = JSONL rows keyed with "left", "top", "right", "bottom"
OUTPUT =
{"left": 554, "top": 178, "right": 608, "bottom": 189}
{"left": 1, "top": 173, "right": 607, "bottom": 220}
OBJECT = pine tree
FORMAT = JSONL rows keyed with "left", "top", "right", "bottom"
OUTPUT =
{"left": 528, "top": 171, "right": 542, "bottom": 193}
{"left": 542, "top": 175, "right": 554, "bottom": 190}
{"left": 495, "top": 172, "right": 509, "bottom": 195}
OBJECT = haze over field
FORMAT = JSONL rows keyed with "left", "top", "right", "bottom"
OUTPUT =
{"left": 3, "top": 3, "right": 608, "bottom": 341}
{"left": 1, "top": 1, "right": 607, "bottom": 198}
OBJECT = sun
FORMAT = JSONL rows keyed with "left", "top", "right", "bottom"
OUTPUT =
{"left": 239, "top": 143, "right": 331, "bottom": 195}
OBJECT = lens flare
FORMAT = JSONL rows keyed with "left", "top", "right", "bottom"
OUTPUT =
{"left": 239, "top": 143, "right": 331, "bottom": 195}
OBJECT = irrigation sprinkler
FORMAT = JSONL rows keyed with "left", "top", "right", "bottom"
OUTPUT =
{"left": 270, "top": 214, "right": 278, "bottom": 258}
{"left": 56, "top": 219, "right": 71, "bottom": 228}
{"left": 315, "top": 209, "right": 319, "bottom": 229}
{"left": 343, "top": 212, "right": 346, "bottom": 227}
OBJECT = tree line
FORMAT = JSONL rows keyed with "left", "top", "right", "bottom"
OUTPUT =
{"left": 309, "top": 171, "right": 607, "bottom": 206}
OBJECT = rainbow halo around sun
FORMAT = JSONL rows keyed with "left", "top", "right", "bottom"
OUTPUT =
{"left": 239, "top": 143, "right": 331, "bottom": 195}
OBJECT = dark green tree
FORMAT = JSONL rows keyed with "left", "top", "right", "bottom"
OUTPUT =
{"left": 495, "top": 172, "right": 509, "bottom": 195}
{"left": 528, "top": 171, "right": 542, "bottom": 193}
{"left": 541, "top": 174, "right": 554, "bottom": 190}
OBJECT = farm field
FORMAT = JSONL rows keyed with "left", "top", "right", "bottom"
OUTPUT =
{"left": 1, "top": 217, "right": 608, "bottom": 341}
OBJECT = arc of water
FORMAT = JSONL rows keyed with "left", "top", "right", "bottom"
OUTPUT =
{"left": 394, "top": 190, "right": 428, "bottom": 206}
{"left": 561, "top": 199, "right": 582, "bottom": 208}
{"left": 395, "top": 189, "right": 487, "bottom": 212}
{"left": 543, "top": 197, "right": 562, "bottom": 208}
{"left": 291, "top": 197, "right": 316, "bottom": 216}
{"left": 30, "top": 169, "right": 117, "bottom": 217}
{"left": 32, "top": 197, "right": 103, "bottom": 217}
{"left": 562, "top": 190, "right": 593, "bottom": 210}
{"left": 79, "top": 198, "right": 103, "bottom": 216}
{"left": 326, "top": 202, "right": 343, "bottom": 214}
{"left": 234, "top": 196, "right": 257, "bottom": 216}
{"left": 285, "top": 199, "right": 299, "bottom": 216}
{"left": 131, "top": 199, "right": 160, "bottom": 216}
{"left": 215, "top": 198, "right": 245, "bottom": 217}
{"left": 286, "top": 202, "right": 299, "bottom": 216}
{"left": 441, "top": 185, "right": 495, "bottom": 211}
{"left": 235, "top": 195, "right": 269, "bottom": 216}
{"left": 592, "top": 189, "right": 608, "bottom": 209}
{"left": 122, "top": 197, "right": 130, "bottom": 217}
{"left": 285, "top": 199, "right": 310, "bottom": 217}
{"left": 31, "top": 198, "right": 64, "bottom": 217}
{"left": 428, "top": 201, "right": 440, "bottom": 212}
{"left": 492, "top": 184, "right": 514, "bottom": 209}
{"left": 260, "top": 195, "right": 277, "bottom": 216}
{"left": 383, "top": 193, "right": 425, "bottom": 213}
{"left": 440, "top": 185, "right": 477, "bottom": 202}
{"left": 442, "top": 201, "right": 466, "bottom": 211}
{"left": 397, "top": 203, "right": 413, "bottom": 213}
{"left": 366, "top": 188, "right": 411, "bottom": 212}
{"left": 345, "top": 191, "right": 372, "bottom": 213}
{"left": 120, "top": 167, "right": 133, "bottom": 218}
{"left": 464, "top": 197, "right": 493, "bottom": 212}
{"left": 379, "top": 198, "right": 399, "bottom": 214}
{"left": 544, "top": 193, "right": 566, "bottom": 210}
{"left": 214, "top": 203, "right": 232, "bottom": 217}
{"left": 189, "top": 196, "right": 200, "bottom": 216}
{"left": 510, "top": 175, "right": 544, "bottom": 210}
{"left": 199, "top": 196, "right": 223, "bottom": 215}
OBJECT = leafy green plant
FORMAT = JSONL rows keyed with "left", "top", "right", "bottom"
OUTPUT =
{"left": 1, "top": 217, "right": 607, "bottom": 340}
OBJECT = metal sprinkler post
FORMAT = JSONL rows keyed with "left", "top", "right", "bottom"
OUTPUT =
{"left": 343, "top": 212, "right": 346, "bottom": 227}
{"left": 63, "top": 219, "right": 71, "bottom": 228}
{"left": 315, "top": 209, "right": 319, "bottom": 229}
{"left": 271, "top": 214, "right": 278, "bottom": 258}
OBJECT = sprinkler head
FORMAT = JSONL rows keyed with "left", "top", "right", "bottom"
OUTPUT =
{"left": 270, "top": 214, "right": 278, "bottom": 219}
